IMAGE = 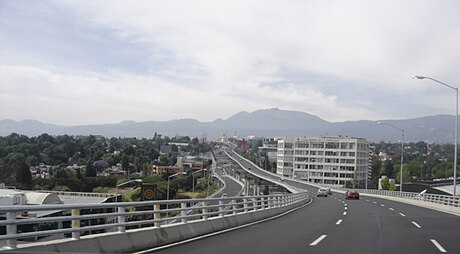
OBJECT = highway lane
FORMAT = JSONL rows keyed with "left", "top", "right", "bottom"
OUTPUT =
{"left": 148, "top": 192, "right": 459, "bottom": 254}
{"left": 149, "top": 192, "right": 344, "bottom": 254}
{"left": 225, "top": 149, "right": 318, "bottom": 193}
{"left": 147, "top": 149, "right": 460, "bottom": 253}
{"left": 223, "top": 149, "right": 460, "bottom": 253}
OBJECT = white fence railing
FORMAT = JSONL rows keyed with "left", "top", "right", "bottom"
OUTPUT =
{"left": 332, "top": 188, "right": 460, "bottom": 208}
{"left": 0, "top": 192, "right": 309, "bottom": 250}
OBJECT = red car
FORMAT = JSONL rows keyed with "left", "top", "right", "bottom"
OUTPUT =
{"left": 345, "top": 190, "right": 360, "bottom": 199}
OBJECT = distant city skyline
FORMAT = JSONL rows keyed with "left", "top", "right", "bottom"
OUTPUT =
{"left": 1, "top": 0, "right": 460, "bottom": 125}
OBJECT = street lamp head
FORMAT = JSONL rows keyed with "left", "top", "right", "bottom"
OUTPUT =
{"left": 414, "top": 75, "right": 426, "bottom": 80}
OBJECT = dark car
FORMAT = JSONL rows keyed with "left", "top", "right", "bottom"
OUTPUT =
{"left": 345, "top": 190, "right": 360, "bottom": 199}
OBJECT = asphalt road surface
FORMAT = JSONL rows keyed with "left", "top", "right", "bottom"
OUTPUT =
{"left": 147, "top": 150, "right": 460, "bottom": 254}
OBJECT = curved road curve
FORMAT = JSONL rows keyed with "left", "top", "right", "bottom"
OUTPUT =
{"left": 147, "top": 150, "right": 460, "bottom": 254}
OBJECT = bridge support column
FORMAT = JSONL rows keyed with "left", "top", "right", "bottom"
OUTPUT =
{"left": 154, "top": 204, "right": 161, "bottom": 227}
{"left": 117, "top": 207, "right": 125, "bottom": 233}
{"left": 181, "top": 202, "right": 187, "bottom": 223}
{"left": 71, "top": 209, "right": 80, "bottom": 240}
{"left": 6, "top": 211, "right": 17, "bottom": 249}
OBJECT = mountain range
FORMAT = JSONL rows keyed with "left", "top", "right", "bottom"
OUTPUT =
{"left": 0, "top": 108, "right": 456, "bottom": 143}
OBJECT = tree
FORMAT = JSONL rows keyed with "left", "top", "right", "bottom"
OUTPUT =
{"left": 8, "top": 153, "right": 32, "bottom": 190}
{"left": 382, "top": 160, "right": 394, "bottom": 178}
{"left": 380, "top": 177, "right": 390, "bottom": 190}
{"left": 370, "top": 156, "right": 382, "bottom": 185}
{"left": 395, "top": 166, "right": 411, "bottom": 184}
{"left": 85, "top": 162, "right": 97, "bottom": 177}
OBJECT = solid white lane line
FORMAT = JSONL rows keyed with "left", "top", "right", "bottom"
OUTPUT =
{"left": 310, "top": 235, "right": 327, "bottom": 246}
{"left": 389, "top": 208, "right": 394, "bottom": 211}
{"left": 343, "top": 211, "right": 347, "bottom": 215}
{"left": 336, "top": 219, "right": 343, "bottom": 225}
{"left": 399, "top": 213, "right": 406, "bottom": 217}
{"left": 430, "top": 239, "right": 447, "bottom": 253}
{"left": 411, "top": 221, "right": 421, "bottom": 228}
{"left": 380, "top": 204, "right": 385, "bottom": 207}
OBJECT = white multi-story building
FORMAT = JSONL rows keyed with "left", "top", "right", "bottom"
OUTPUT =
{"left": 277, "top": 136, "right": 370, "bottom": 186}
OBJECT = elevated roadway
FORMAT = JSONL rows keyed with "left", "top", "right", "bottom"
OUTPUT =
{"left": 149, "top": 150, "right": 460, "bottom": 254}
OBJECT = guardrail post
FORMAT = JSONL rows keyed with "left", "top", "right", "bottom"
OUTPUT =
{"left": 202, "top": 201, "right": 209, "bottom": 220}
{"left": 243, "top": 198, "right": 249, "bottom": 212}
{"left": 117, "top": 207, "right": 125, "bottom": 233}
{"left": 154, "top": 204, "right": 161, "bottom": 227}
{"left": 6, "top": 211, "right": 17, "bottom": 249}
{"left": 232, "top": 199, "right": 238, "bottom": 215}
{"left": 219, "top": 200, "right": 225, "bottom": 217}
{"left": 269, "top": 197, "right": 274, "bottom": 208}
{"left": 252, "top": 198, "right": 257, "bottom": 211}
{"left": 71, "top": 209, "right": 80, "bottom": 240}
{"left": 263, "top": 197, "right": 270, "bottom": 209}
{"left": 181, "top": 202, "right": 187, "bottom": 223}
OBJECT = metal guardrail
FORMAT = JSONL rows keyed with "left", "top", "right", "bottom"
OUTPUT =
{"left": 0, "top": 192, "right": 309, "bottom": 249}
{"left": 351, "top": 188, "right": 460, "bottom": 208}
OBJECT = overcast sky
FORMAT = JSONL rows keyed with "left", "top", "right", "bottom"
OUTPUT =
{"left": 1, "top": 0, "right": 460, "bottom": 126}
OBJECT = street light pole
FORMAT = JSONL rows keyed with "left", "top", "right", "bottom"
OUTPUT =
{"left": 378, "top": 122, "right": 405, "bottom": 194}
{"left": 192, "top": 168, "right": 207, "bottom": 193}
{"left": 166, "top": 172, "right": 186, "bottom": 217}
{"left": 414, "top": 75, "right": 458, "bottom": 196}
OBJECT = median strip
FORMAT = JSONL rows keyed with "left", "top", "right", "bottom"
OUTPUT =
{"left": 309, "top": 235, "right": 327, "bottom": 246}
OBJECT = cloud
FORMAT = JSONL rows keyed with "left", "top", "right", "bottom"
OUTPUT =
{"left": 1, "top": 0, "right": 460, "bottom": 124}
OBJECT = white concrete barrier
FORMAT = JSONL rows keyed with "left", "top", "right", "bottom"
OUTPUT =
{"left": 1, "top": 197, "right": 311, "bottom": 253}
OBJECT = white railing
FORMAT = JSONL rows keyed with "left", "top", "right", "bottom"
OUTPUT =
{"left": 349, "top": 188, "right": 460, "bottom": 208}
{"left": 0, "top": 192, "right": 309, "bottom": 249}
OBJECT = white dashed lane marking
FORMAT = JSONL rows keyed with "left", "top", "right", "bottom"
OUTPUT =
{"left": 399, "top": 213, "right": 406, "bottom": 217}
{"left": 389, "top": 208, "right": 394, "bottom": 211}
{"left": 344, "top": 207, "right": 347, "bottom": 210}
{"left": 336, "top": 219, "right": 343, "bottom": 225}
{"left": 411, "top": 221, "right": 421, "bottom": 228}
{"left": 430, "top": 239, "right": 447, "bottom": 253}
{"left": 343, "top": 211, "right": 347, "bottom": 216}
{"left": 309, "top": 235, "right": 327, "bottom": 246}
{"left": 380, "top": 204, "right": 385, "bottom": 207}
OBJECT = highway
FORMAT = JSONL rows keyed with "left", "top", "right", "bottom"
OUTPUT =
{"left": 147, "top": 150, "right": 460, "bottom": 254}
